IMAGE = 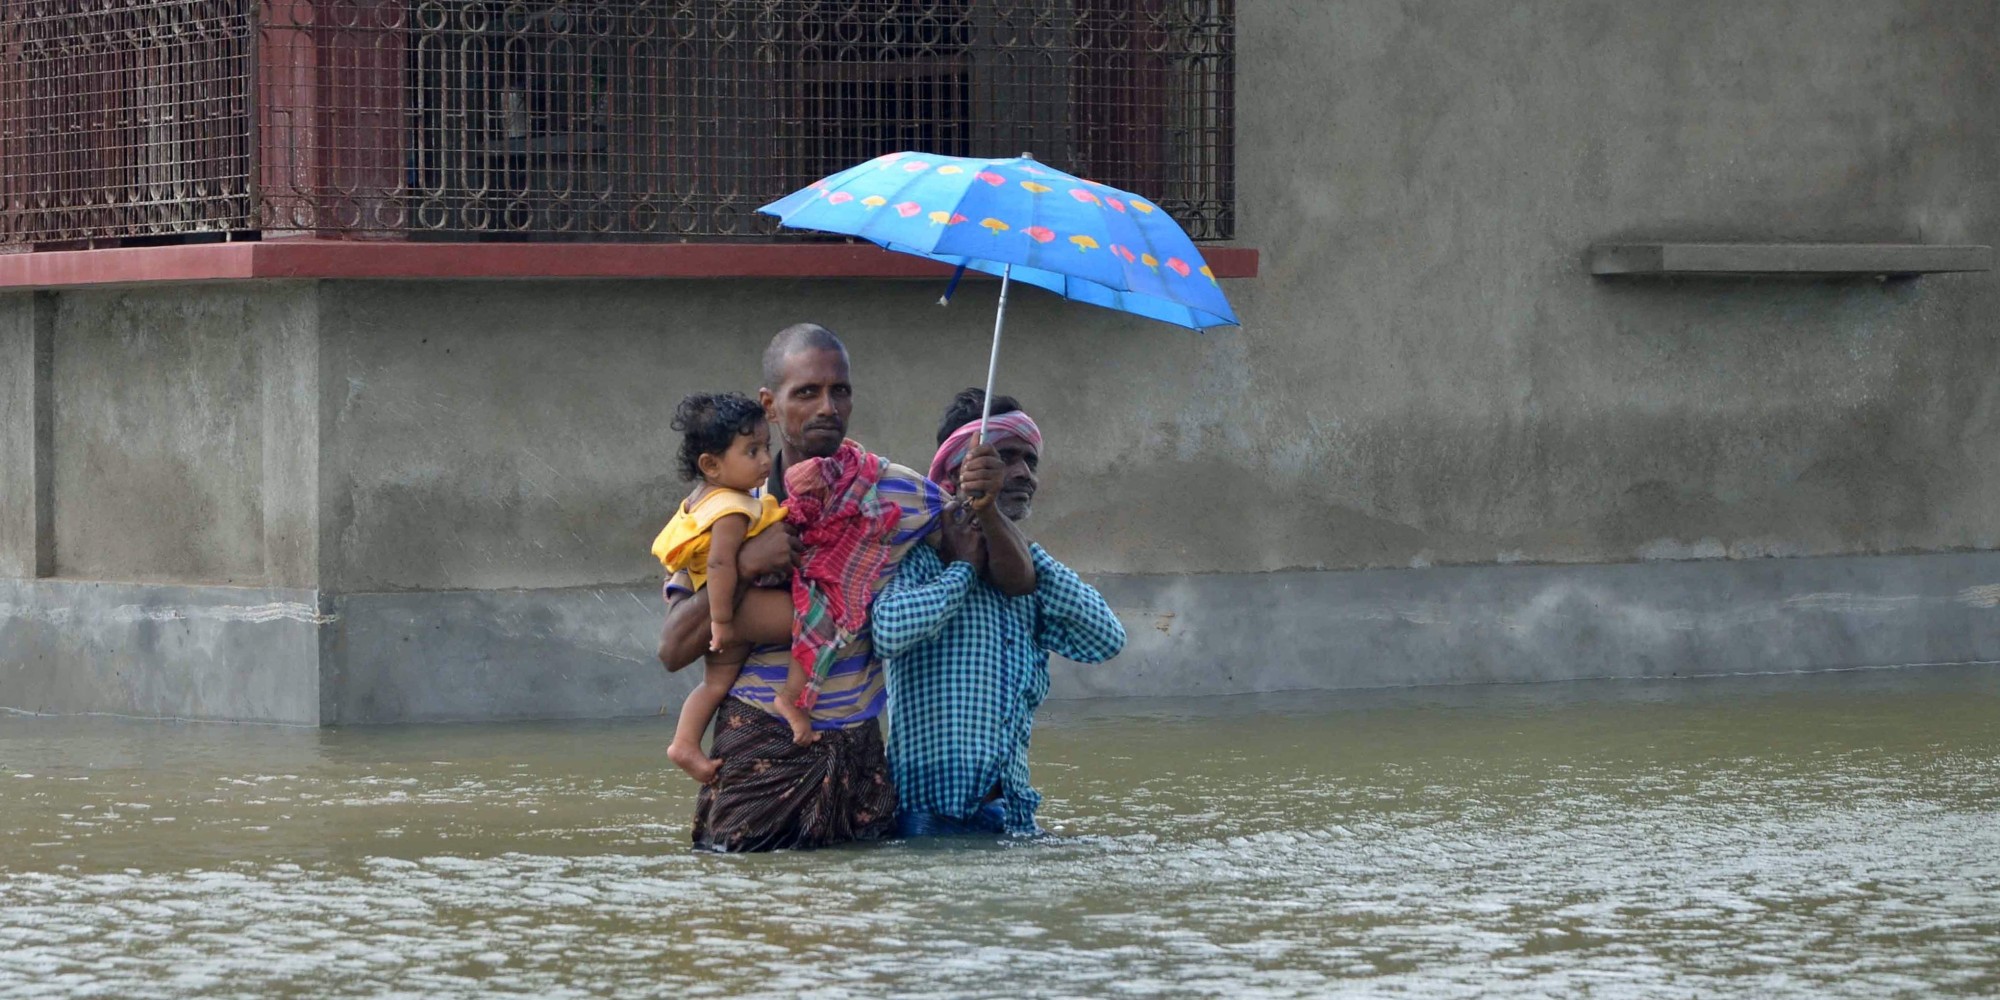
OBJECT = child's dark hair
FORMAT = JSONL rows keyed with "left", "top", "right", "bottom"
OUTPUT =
{"left": 936, "top": 387, "right": 1023, "bottom": 444}
{"left": 672, "top": 392, "right": 766, "bottom": 481}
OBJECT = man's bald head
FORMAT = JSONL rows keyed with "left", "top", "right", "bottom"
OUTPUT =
{"left": 762, "top": 323, "right": 847, "bottom": 390}
{"left": 759, "top": 323, "right": 854, "bottom": 459}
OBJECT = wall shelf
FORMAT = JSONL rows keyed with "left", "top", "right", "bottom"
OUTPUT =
{"left": 1588, "top": 243, "right": 1992, "bottom": 278}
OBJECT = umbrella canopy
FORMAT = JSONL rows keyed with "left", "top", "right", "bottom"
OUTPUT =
{"left": 757, "top": 152, "right": 1238, "bottom": 330}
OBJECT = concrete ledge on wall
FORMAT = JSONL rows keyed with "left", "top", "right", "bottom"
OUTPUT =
{"left": 0, "top": 579, "right": 324, "bottom": 725}
{"left": 330, "top": 549, "right": 2000, "bottom": 722}
{"left": 1057, "top": 551, "right": 2000, "bottom": 700}
{"left": 322, "top": 587, "right": 675, "bottom": 725}
{"left": 1587, "top": 242, "right": 1993, "bottom": 278}
{"left": 8, "top": 550, "right": 1998, "bottom": 725}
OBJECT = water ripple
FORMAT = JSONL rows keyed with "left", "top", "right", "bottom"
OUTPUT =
{"left": 0, "top": 668, "right": 1996, "bottom": 998}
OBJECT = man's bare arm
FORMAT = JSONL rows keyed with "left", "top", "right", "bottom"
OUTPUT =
{"left": 657, "top": 588, "right": 712, "bottom": 672}
{"left": 977, "top": 503, "right": 1037, "bottom": 597}
{"left": 956, "top": 446, "right": 1036, "bottom": 596}
{"left": 656, "top": 523, "right": 800, "bottom": 671}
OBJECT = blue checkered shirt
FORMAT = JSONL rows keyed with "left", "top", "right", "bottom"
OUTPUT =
{"left": 874, "top": 540, "right": 1126, "bottom": 834}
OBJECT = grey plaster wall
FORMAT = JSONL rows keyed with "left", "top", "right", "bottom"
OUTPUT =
{"left": 261, "top": 290, "right": 322, "bottom": 590}
{"left": 1070, "top": 552, "right": 2000, "bottom": 700}
{"left": 48, "top": 285, "right": 318, "bottom": 585}
{"left": 0, "top": 295, "right": 37, "bottom": 579}
{"left": 318, "top": 278, "right": 1112, "bottom": 591}
{"left": 7, "top": 1, "right": 2000, "bottom": 725}
{"left": 1197, "top": 0, "right": 2000, "bottom": 575}
{"left": 317, "top": 280, "right": 712, "bottom": 593}
{"left": 308, "top": 0, "right": 2000, "bottom": 592}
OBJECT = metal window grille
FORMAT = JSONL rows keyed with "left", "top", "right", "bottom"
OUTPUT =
{"left": 2, "top": 0, "right": 1233, "bottom": 249}
{"left": 0, "top": 0, "right": 255, "bottom": 247}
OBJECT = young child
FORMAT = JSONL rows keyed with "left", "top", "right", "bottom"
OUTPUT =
{"left": 651, "top": 392, "right": 799, "bottom": 784}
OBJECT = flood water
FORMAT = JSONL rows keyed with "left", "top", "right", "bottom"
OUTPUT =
{"left": 2, "top": 666, "right": 1997, "bottom": 999}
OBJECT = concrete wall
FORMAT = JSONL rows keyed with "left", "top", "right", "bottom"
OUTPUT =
{"left": 41, "top": 284, "right": 319, "bottom": 586}
{"left": 316, "top": 281, "right": 700, "bottom": 593}
{"left": 0, "top": 295, "right": 40, "bottom": 579}
{"left": 316, "top": 278, "right": 1097, "bottom": 591}
{"left": 5, "top": 0, "right": 2000, "bottom": 722}
{"left": 0, "top": 286, "right": 325, "bottom": 723}
{"left": 317, "top": 1, "right": 2000, "bottom": 587}
{"left": 1203, "top": 0, "right": 2000, "bottom": 574}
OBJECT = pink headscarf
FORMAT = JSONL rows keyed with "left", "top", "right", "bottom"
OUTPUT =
{"left": 928, "top": 410, "right": 1044, "bottom": 491}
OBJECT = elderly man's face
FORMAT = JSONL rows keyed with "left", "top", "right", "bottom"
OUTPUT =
{"left": 993, "top": 438, "right": 1040, "bottom": 521}
{"left": 762, "top": 347, "right": 852, "bottom": 460}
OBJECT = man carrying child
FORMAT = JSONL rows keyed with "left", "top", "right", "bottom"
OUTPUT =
{"left": 656, "top": 323, "right": 1015, "bottom": 852}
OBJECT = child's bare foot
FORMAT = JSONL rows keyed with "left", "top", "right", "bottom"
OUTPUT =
{"left": 774, "top": 699, "right": 819, "bottom": 746}
{"left": 788, "top": 716, "right": 819, "bottom": 746}
{"left": 667, "top": 739, "right": 720, "bottom": 784}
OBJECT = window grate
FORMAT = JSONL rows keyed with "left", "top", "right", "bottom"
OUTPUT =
{"left": 1, "top": 0, "right": 1233, "bottom": 248}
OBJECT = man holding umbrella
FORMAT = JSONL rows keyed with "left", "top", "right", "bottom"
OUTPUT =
{"left": 874, "top": 389, "right": 1128, "bottom": 837}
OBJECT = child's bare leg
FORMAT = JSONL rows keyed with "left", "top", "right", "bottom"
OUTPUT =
{"left": 774, "top": 657, "right": 818, "bottom": 745}
{"left": 735, "top": 586, "right": 814, "bottom": 744}
{"left": 667, "top": 656, "right": 742, "bottom": 784}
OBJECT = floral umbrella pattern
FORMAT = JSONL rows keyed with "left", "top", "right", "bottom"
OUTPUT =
{"left": 759, "top": 152, "right": 1238, "bottom": 330}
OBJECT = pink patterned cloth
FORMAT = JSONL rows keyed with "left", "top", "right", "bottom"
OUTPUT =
{"left": 784, "top": 441, "right": 902, "bottom": 708}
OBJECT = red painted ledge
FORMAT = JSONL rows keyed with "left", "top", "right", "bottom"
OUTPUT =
{"left": 0, "top": 240, "right": 1259, "bottom": 290}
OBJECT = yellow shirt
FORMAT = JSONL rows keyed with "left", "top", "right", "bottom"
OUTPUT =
{"left": 650, "top": 488, "right": 787, "bottom": 592}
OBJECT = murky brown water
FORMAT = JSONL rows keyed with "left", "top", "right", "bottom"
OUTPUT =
{"left": 3, "top": 666, "right": 1997, "bottom": 998}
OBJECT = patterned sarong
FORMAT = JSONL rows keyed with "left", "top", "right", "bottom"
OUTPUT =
{"left": 783, "top": 441, "right": 902, "bottom": 708}
{"left": 691, "top": 700, "right": 896, "bottom": 853}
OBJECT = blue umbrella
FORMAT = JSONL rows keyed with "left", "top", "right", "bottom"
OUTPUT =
{"left": 758, "top": 151, "right": 1237, "bottom": 438}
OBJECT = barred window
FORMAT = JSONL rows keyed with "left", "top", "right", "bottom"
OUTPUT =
{"left": 1, "top": 0, "right": 1234, "bottom": 249}
{"left": 0, "top": 0, "right": 255, "bottom": 247}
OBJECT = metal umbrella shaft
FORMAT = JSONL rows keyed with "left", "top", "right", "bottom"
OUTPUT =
{"left": 978, "top": 262, "right": 1013, "bottom": 444}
